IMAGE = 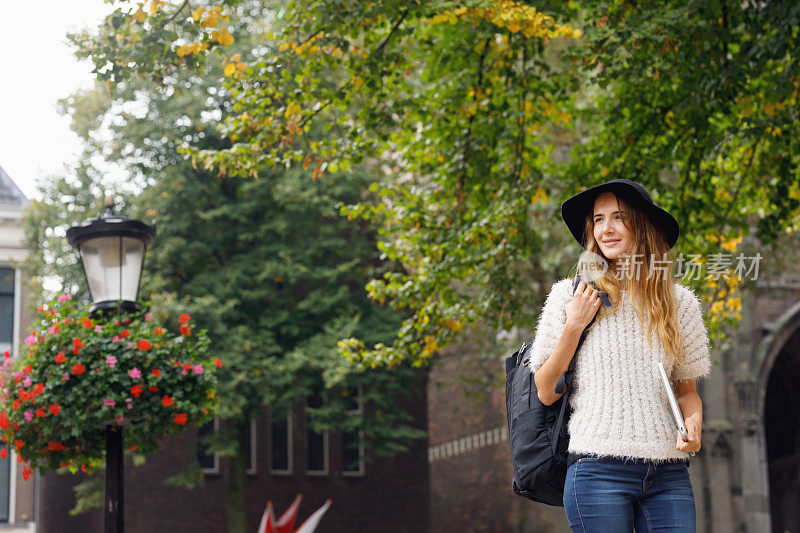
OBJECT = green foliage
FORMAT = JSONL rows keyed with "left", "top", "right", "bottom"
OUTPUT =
{"left": 0, "top": 296, "right": 216, "bottom": 475}
{"left": 70, "top": 0, "right": 800, "bottom": 364}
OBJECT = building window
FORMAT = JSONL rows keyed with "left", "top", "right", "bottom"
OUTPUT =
{"left": 0, "top": 267, "right": 14, "bottom": 522}
{"left": 342, "top": 386, "right": 364, "bottom": 476}
{"left": 245, "top": 418, "right": 256, "bottom": 475}
{"left": 0, "top": 268, "right": 13, "bottom": 357}
{"left": 0, "top": 445, "right": 8, "bottom": 522}
{"left": 270, "top": 411, "right": 292, "bottom": 475}
{"left": 198, "top": 416, "right": 219, "bottom": 474}
{"left": 306, "top": 392, "right": 329, "bottom": 476}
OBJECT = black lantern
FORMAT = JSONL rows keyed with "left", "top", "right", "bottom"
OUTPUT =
{"left": 66, "top": 197, "right": 156, "bottom": 315}
{"left": 66, "top": 197, "right": 156, "bottom": 533}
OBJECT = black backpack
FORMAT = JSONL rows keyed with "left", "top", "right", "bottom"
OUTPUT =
{"left": 504, "top": 274, "right": 608, "bottom": 506}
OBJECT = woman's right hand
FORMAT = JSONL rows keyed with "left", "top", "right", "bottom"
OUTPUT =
{"left": 565, "top": 281, "right": 602, "bottom": 331}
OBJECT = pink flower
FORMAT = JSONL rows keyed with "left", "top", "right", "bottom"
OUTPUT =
{"left": 48, "top": 326, "right": 58, "bottom": 335}
{"left": 128, "top": 367, "right": 141, "bottom": 379}
{"left": 181, "top": 369, "right": 187, "bottom": 375}
{"left": 144, "top": 312, "right": 154, "bottom": 321}
{"left": 22, "top": 377, "right": 32, "bottom": 388}
{"left": 57, "top": 293, "right": 72, "bottom": 302}
{"left": 94, "top": 325, "right": 103, "bottom": 333}
{"left": 126, "top": 342, "right": 133, "bottom": 349}
{"left": 106, "top": 356, "right": 117, "bottom": 368}
{"left": 115, "top": 414, "right": 124, "bottom": 425}
{"left": 102, "top": 399, "right": 116, "bottom": 407}
{"left": 112, "top": 336, "right": 120, "bottom": 343}
{"left": 23, "top": 333, "right": 37, "bottom": 346}
{"left": 192, "top": 364, "right": 203, "bottom": 375}
{"left": 62, "top": 372, "right": 69, "bottom": 381}
{"left": 23, "top": 411, "right": 33, "bottom": 422}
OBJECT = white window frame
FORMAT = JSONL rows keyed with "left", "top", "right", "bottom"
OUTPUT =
{"left": 342, "top": 385, "right": 365, "bottom": 477}
{"left": 199, "top": 416, "right": 220, "bottom": 475}
{"left": 269, "top": 412, "right": 293, "bottom": 476}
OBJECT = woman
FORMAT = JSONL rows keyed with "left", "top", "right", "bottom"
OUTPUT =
{"left": 529, "top": 179, "right": 711, "bottom": 532}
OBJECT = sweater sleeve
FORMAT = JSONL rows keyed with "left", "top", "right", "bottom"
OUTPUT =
{"left": 672, "top": 285, "right": 712, "bottom": 382}
{"left": 528, "top": 278, "right": 571, "bottom": 374}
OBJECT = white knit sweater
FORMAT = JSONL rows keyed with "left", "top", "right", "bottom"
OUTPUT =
{"left": 528, "top": 277, "right": 712, "bottom": 461}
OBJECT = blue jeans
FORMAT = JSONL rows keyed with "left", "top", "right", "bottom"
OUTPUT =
{"left": 563, "top": 456, "right": 696, "bottom": 532}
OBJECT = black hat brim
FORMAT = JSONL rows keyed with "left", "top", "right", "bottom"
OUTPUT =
{"left": 560, "top": 180, "right": 680, "bottom": 250}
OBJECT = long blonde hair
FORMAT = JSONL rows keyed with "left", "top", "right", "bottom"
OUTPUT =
{"left": 573, "top": 192, "right": 685, "bottom": 365}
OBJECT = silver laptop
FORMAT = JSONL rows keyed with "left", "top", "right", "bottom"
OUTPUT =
{"left": 657, "top": 361, "right": 695, "bottom": 456}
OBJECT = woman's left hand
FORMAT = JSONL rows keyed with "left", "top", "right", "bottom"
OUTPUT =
{"left": 676, "top": 418, "right": 701, "bottom": 454}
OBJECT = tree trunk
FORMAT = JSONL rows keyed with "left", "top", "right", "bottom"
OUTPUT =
{"left": 224, "top": 419, "right": 249, "bottom": 533}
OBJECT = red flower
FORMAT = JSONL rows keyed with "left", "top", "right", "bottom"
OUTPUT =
{"left": 174, "top": 413, "right": 188, "bottom": 425}
{"left": 179, "top": 313, "right": 191, "bottom": 324}
{"left": 148, "top": 385, "right": 159, "bottom": 393}
{"left": 114, "top": 320, "right": 120, "bottom": 326}
{"left": 72, "top": 337, "right": 84, "bottom": 355}
{"left": 154, "top": 327, "right": 164, "bottom": 335}
{"left": 137, "top": 339, "right": 151, "bottom": 351}
{"left": 35, "top": 408, "right": 46, "bottom": 418}
{"left": 128, "top": 445, "right": 138, "bottom": 451}
{"left": 180, "top": 324, "right": 191, "bottom": 337}
{"left": 11, "top": 422, "right": 19, "bottom": 431}
{"left": 54, "top": 352, "right": 66, "bottom": 364}
{"left": 120, "top": 329, "right": 130, "bottom": 339}
{"left": 21, "top": 467, "right": 32, "bottom": 481}
{"left": 48, "top": 441, "right": 65, "bottom": 451}
{"left": 0, "top": 413, "right": 8, "bottom": 429}
{"left": 72, "top": 363, "right": 86, "bottom": 375}
{"left": 81, "top": 317, "right": 93, "bottom": 329}
{"left": 37, "top": 305, "right": 45, "bottom": 313}
{"left": 151, "top": 369, "right": 161, "bottom": 377}
{"left": 182, "top": 363, "right": 192, "bottom": 370}
{"left": 48, "top": 404, "right": 61, "bottom": 416}
{"left": 0, "top": 449, "right": 7, "bottom": 459}
{"left": 2, "top": 350, "right": 9, "bottom": 358}
{"left": 14, "top": 440, "right": 24, "bottom": 450}
{"left": 161, "top": 395, "right": 173, "bottom": 407}
{"left": 213, "top": 358, "right": 223, "bottom": 368}
{"left": 130, "top": 385, "right": 143, "bottom": 398}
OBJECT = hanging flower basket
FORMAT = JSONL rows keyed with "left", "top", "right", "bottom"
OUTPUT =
{"left": 0, "top": 294, "right": 220, "bottom": 478}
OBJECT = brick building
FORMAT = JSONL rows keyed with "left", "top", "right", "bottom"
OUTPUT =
{"left": 0, "top": 165, "right": 36, "bottom": 531}
{"left": 37, "top": 375, "right": 429, "bottom": 532}
{"left": 426, "top": 228, "right": 800, "bottom": 532}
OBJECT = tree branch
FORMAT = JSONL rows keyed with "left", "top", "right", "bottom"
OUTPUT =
{"left": 165, "top": 0, "right": 191, "bottom": 24}
{"left": 371, "top": 9, "right": 410, "bottom": 60}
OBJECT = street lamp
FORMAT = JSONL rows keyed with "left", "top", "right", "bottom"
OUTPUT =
{"left": 66, "top": 197, "right": 156, "bottom": 316}
{"left": 66, "top": 197, "right": 156, "bottom": 533}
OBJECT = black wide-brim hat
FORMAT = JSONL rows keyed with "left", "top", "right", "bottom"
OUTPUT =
{"left": 560, "top": 179, "right": 680, "bottom": 249}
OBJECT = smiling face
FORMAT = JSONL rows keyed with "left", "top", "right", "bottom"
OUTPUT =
{"left": 592, "top": 191, "right": 633, "bottom": 262}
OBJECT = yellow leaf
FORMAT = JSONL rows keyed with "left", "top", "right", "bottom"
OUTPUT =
{"left": 284, "top": 102, "right": 301, "bottom": 118}
{"left": 212, "top": 27, "right": 234, "bottom": 46}
{"left": 201, "top": 10, "right": 221, "bottom": 28}
{"left": 149, "top": 0, "right": 164, "bottom": 15}
{"left": 131, "top": 7, "right": 145, "bottom": 23}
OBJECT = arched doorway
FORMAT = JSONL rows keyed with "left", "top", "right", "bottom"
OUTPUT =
{"left": 763, "top": 327, "right": 800, "bottom": 532}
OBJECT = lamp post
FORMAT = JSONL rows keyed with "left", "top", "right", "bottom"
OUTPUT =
{"left": 66, "top": 197, "right": 156, "bottom": 533}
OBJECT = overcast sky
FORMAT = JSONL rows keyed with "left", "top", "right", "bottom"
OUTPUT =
{"left": 0, "top": 2, "right": 113, "bottom": 200}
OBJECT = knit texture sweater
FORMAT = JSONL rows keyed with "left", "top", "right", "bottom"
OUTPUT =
{"left": 528, "top": 277, "right": 712, "bottom": 462}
